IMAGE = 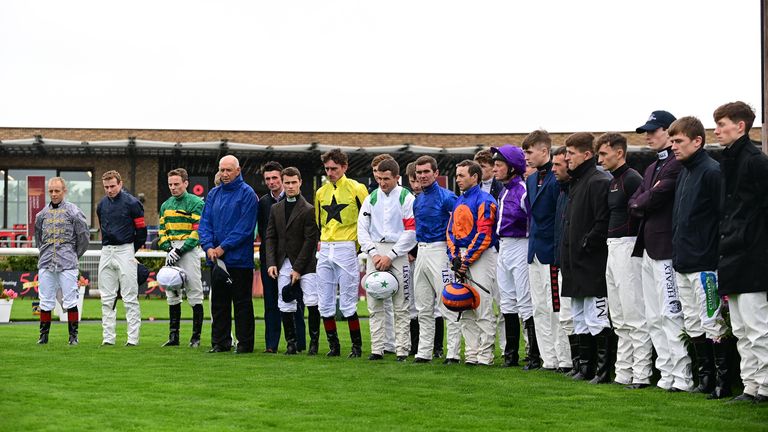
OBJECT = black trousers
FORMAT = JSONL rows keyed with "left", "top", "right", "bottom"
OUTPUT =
{"left": 262, "top": 266, "right": 308, "bottom": 350}
{"left": 261, "top": 265, "right": 282, "bottom": 350}
{"left": 211, "top": 267, "right": 255, "bottom": 351}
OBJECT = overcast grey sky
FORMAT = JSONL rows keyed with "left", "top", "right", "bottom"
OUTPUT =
{"left": 0, "top": 0, "right": 762, "bottom": 134}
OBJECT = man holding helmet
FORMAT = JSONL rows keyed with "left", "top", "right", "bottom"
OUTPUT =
{"left": 265, "top": 167, "right": 320, "bottom": 355}
{"left": 358, "top": 159, "right": 416, "bottom": 361}
{"left": 157, "top": 168, "right": 205, "bottom": 348}
{"left": 447, "top": 159, "right": 498, "bottom": 366}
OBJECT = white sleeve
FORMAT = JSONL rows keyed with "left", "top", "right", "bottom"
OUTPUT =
{"left": 388, "top": 193, "right": 417, "bottom": 260}
{"left": 357, "top": 197, "right": 376, "bottom": 256}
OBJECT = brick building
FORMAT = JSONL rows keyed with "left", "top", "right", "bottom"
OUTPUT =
{"left": 0, "top": 126, "right": 762, "bottom": 235}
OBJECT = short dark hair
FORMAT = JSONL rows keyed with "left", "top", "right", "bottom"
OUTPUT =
{"left": 415, "top": 155, "right": 438, "bottom": 172}
{"left": 668, "top": 116, "right": 706, "bottom": 146}
{"left": 281, "top": 166, "right": 301, "bottom": 180}
{"left": 371, "top": 154, "right": 394, "bottom": 169}
{"left": 473, "top": 149, "right": 493, "bottom": 165}
{"left": 521, "top": 130, "right": 552, "bottom": 150}
{"left": 262, "top": 161, "right": 283, "bottom": 174}
{"left": 595, "top": 133, "right": 627, "bottom": 154}
{"left": 713, "top": 101, "right": 756, "bottom": 133}
{"left": 564, "top": 132, "right": 595, "bottom": 154}
{"left": 376, "top": 159, "right": 400, "bottom": 177}
{"left": 552, "top": 146, "right": 567, "bottom": 157}
{"left": 321, "top": 148, "right": 348, "bottom": 166}
{"left": 167, "top": 168, "right": 189, "bottom": 182}
{"left": 456, "top": 159, "right": 482, "bottom": 183}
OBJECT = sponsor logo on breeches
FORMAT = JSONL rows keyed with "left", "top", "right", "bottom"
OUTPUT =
{"left": 664, "top": 263, "right": 682, "bottom": 314}
{"left": 595, "top": 297, "right": 607, "bottom": 318}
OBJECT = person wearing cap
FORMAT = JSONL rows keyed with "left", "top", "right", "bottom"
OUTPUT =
{"left": 523, "top": 130, "right": 566, "bottom": 371}
{"left": 412, "top": 155, "right": 461, "bottom": 364}
{"left": 157, "top": 168, "right": 205, "bottom": 348}
{"left": 628, "top": 109, "right": 689, "bottom": 391}
{"left": 315, "top": 148, "right": 369, "bottom": 358}
{"left": 97, "top": 170, "right": 147, "bottom": 346}
{"left": 713, "top": 101, "right": 768, "bottom": 403}
{"left": 596, "top": 133, "right": 652, "bottom": 388}
{"left": 265, "top": 167, "right": 320, "bottom": 355}
{"left": 198, "top": 155, "right": 258, "bottom": 354}
{"left": 358, "top": 159, "right": 416, "bottom": 361}
{"left": 667, "top": 116, "right": 732, "bottom": 399}
{"left": 34, "top": 177, "right": 90, "bottom": 345}
{"left": 490, "top": 145, "right": 533, "bottom": 368}
{"left": 447, "top": 160, "right": 498, "bottom": 366}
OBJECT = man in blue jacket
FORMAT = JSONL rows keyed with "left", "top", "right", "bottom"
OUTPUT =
{"left": 524, "top": 130, "right": 570, "bottom": 371}
{"left": 412, "top": 155, "right": 460, "bottom": 363}
{"left": 199, "top": 155, "right": 258, "bottom": 354}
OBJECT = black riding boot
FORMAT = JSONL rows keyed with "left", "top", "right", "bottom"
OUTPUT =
{"left": 565, "top": 334, "right": 580, "bottom": 377}
{"left": 38, "top": 310, "right": 51, "bottom": 344}
{"left": 433, "top": 317, "right": 445, "bottom": 359}
{"left": 348, "top": 313, "right": 362, "bottom": 358}
{"left": 282, "top": 312, "right": 298, "bottom": 355}
{"left": 307, "top": 305, "right": 320, "bottom": 355}
{"left": 503, "top": 313, "right": 520, "bottom": 367}
{"left": 692, "top": 335, "right": 715, "bottom": 394}
{"left": 67, "top": 307, "right": 79, "bottom": 345}
{"left": 522, "top": 318, "right": 542, "bottom": 370}
{"left": 162, "top": 303, "right": 181, "bottom": 347}
{"left": 324, "top": 317, "right": 340, "bottom": 357}
{"left": 589, "top": 328, "right": 612, "bottom": 384}
{"left": 189, "top": 304, "right": 203, "bottom": 347}
{"left": 708, "top": 338, "right": 733, "bottom": 399}
{"left": 573, "top": 333, "right": 596, "bottom": 381}
{"left": 408, "top": 318, "right": 419, "bottom": 356}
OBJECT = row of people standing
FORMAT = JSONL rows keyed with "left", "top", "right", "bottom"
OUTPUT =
{"left": 518, "top": 102, "right": 767, "bottom": 403}
{"left": 32, "top": 101, "right": 767, "bottom": 405}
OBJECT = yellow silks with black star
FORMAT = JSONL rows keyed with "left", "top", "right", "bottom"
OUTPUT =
{"left": 314, "top": 175, "right": 369, "bottom": 242}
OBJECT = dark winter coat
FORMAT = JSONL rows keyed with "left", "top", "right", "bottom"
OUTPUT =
{"left": 718, "top": 134, "right": 768, "bottom": 295}
{"left": 671, "top": 148, "right": 720, "bottom": 273}
{"left": 560, "top": 158, "right": 610, "bottom": 298}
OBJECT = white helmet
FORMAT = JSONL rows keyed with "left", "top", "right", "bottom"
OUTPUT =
{"left": 363, "top": 271, "right": 398, "bottom": 300}
{"left": 157, "top": 266, "right": 186, "bottom": 293}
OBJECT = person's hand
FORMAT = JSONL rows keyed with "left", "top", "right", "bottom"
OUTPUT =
{"left": 407, "top": 253, "right": 416, "bottom": 263}
{"left": 373, "top": 255, "right": 392, "bottom": 271}
{"left": 267, "top": 266, "right": 278, "bottom": 279}
{"left": 451, "top": 256, "right": 463, "bottom": 273}
{"left": 165, "top": 248, "right": 182, "bottom": 266}
{"left": 206, "top": 248, "right": 217, "bottom": 261}
{"left": 290, "top": 270, "right": 301, "bottom": 285}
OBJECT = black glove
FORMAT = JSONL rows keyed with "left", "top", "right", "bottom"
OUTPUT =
{"left": 451, "top": 256, "right": 463, "bottom": 273}
{"left": 166, "top": 248, "right": 183, "bottom": 266}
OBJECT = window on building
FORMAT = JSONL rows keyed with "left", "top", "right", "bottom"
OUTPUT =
{"left": 1, "top": 169, "right": 93, "bottom": 229}
{"left": 61, "top": 171, "right": 93, "bottom": 226}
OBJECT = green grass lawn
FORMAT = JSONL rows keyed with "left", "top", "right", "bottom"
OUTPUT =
{"left": 2, "top": 321, "right": 766, "bottom": 432}
{"left": 6, "top": 297, "right": 370, "bottom": 321}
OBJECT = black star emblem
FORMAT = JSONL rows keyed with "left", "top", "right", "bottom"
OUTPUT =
{"left": 322, "top": 195, "right": 348, "bottom": 224}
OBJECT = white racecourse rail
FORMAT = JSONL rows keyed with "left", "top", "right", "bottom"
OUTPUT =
{"left": 0, "top": 248, "right": 246, "bottom": 292}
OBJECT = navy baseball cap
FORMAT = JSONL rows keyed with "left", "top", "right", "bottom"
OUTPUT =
{"left": 636, "top": 110, "right": 676, "bottom": 133}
